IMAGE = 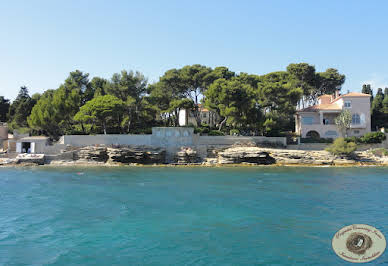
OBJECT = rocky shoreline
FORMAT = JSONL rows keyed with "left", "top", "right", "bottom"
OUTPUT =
{"left": 1, "top": 144, "right": 387, "bottom": 167}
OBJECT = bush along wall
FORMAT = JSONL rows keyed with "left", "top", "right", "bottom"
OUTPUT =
{"left": 345, "top": 132, "right": 386, "bottom": 144}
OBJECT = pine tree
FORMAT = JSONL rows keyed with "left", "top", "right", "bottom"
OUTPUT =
{"left": 362, "top": 84, "right": 373, "bottom": 104}
{"left": 371, "top": 88, "right": 385, "bottom": 130}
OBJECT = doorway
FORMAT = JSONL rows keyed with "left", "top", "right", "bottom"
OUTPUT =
{"left": 22, "top": 142, "right": 31, "bottom": 153}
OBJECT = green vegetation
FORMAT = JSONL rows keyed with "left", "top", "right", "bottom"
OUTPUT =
{"left": 74, "top": 95, "right": 125, "bottom": 134}
{"left": 334, "top": 110, "right": 352, "bottom": 137}
{"left": 1, "top": 63, "right": 349, "bottom": 139}
{"left": 370, "top": 148, "right": 388, "bottom": 157}
{"left": 344, "top": 132, "right": 386, "bottom": 144}
{"left": 208, "top": 130, "right": 225, "bottom": 136}
{"left": 325, "top": 138, "right": 357, "bottom": 156}
{"left": 229, "top": 129, "right": 240, "bottom": 135}
{"left": 362, "top": 84, "right": 388, "bottom": 130}
{"left": 0, "top": 96, "right": 10, "bottom": 122}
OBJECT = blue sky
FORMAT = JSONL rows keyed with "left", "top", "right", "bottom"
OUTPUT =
{"left": 1, "top": 0, "right": 388, "bottom": 100}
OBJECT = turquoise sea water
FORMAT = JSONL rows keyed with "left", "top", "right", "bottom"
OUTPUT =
{"left": 0, "top": 166, "right": 387, "bottom": 265}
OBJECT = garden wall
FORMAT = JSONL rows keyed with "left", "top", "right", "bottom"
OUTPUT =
{"left": 61, "top": 134, "right": 152, "bottom": 147}
{"left": 59, "top": 128, "right": 287, "bottom": 148}
{"left": 198, "top": 136, "right": 287, "bottom": 147}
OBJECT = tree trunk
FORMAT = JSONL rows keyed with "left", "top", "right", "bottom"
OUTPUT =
{"left": 127, "top": 119, "right": 131, "bottom": 133}
{"left": 103, "top": 121, "right": 107, "bottom": 135}
{"left": 218, "top": 117, "right": 227, "bottom": 131}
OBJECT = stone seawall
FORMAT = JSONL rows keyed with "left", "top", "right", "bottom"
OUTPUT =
{"left": 42, "top": 145, "right": 388, "bottom": 166}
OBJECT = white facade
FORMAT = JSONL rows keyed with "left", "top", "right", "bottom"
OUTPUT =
{"left": 178, "top": 107, "right": 220, "bottom": 127}
{"left": 295, "top": 92, "right": 372, "bottom": 138}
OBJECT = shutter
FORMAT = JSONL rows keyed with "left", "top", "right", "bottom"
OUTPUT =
{"left": 16, "top": 142, "right": 22, "bottom": 153}
{"left": 360, "top": 113, "right": 365, "bottom": 125}
{"left": 31, "top": 142, "right": 36, "bottom": 153}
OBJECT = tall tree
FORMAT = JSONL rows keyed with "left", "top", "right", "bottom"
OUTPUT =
{"left": 180, "top": 64, "right": 213, "bottom": 125}
{"left": 8, "top": 86, "right": 36, "bottom": 129}
{"left": 90, "top": 77, "right": 108, "bottom": 97}
{"left": 149, "top": 70, "right": 191, "bottom": 127}
{"left": 287, "top": 63, "right": 316, "bottom": 108}
{"left": 0, "top": 96, "right": 10, "bottom": 122}
{"left": 105, "top": 70, "right": 148, "bottom": 132}
{"left": 371, "top": 88, "right": 385, "bottom": 130}
{"left": 204, "top": 78, "right": 260, "bottom": 131}
{"left": 383, "top": 88, "right": 388, "bottom": 121}
{"left": 362, "top": 84, "right": 373, "bottom": 104}
{"left": 74, "top": 95, "right": 125, "bottom": 134}
{"left": 335, "top": 110, "right": 352, "bottom": 137}
{"left": 51, "top": 72, "right": 84, "bottom": 133}
{"left": 257, "top": 71, "right": 303, "bottom": 135}
{"left": 315, "top": 68, "right": 345, "bottom": 98}
{"left": 28, "top": 90, "right": 62, "bottom": 138}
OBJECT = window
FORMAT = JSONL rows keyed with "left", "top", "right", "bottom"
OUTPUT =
{"left": 344, "top": 101, "right": 351, "bottom": 108}
{"left": 325, "top": 130, "right": 338, "bottom": 137}
{"left": 352, "top": 113, "right": 360, "bottom": 125}
{"left": 302, "top": 117, "right": 314, "bottom": 125}
{"left": 354, "top": 130, "right": 360, "bottom": 134}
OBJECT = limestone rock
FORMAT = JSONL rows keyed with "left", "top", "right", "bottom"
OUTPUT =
{"left": 107, "top": 146, "right": 165, "bottom": 164}
{"left": 75, "top": 146, "right": 108, "bottom": 162}
{"left": 333, "top": 159, "right": 357, "bottom": 165}
{"left": 176, "top": 147, "right": 199, "bottom": 164}
{"left": 217, "top": 147, "right": 276, "bottom": 165}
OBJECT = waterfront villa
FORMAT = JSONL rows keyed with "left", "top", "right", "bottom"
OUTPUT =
{"left": 179, "top": 104, "right": 220, "bottom": 127}
{"left": 295, "top": 91, "right": 371, "bottom": 138}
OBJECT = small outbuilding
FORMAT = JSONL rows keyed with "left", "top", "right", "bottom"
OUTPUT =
{"left": 15, "top": 136, "right": 49, "bottom": 154}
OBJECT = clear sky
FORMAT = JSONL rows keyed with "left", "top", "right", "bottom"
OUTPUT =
{"left": 1, "top": 0, "right": 388, "bottom": 100}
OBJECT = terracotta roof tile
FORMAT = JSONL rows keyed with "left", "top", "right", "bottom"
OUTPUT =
{"left": 341, "top": 92, "right": 371, "bottom": 97}
{"left": 298, "top": 103, "right": 342, "bottom": 112}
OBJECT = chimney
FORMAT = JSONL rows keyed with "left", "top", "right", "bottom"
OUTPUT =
{"left": 334, "top": 90, "right": 340, "bottom": 99}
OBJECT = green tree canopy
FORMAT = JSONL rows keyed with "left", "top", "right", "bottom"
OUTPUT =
{"left": 315, "top": 68, "right": 345, "bottom": 97}
{"left": 204, "top": 78, "right": 259, "bottom": 131}
{"left": 105, "top": 70, "right": 149, "bottom": 132}
{"left": 8, "top": 86, "right": 37, "bottom": 129}
{"left": 74, "top": 95, "right": 125, "bottom": 134}
{"left": 383, "top": 88, "right": 388, "bottom": 121}
{"left": 0, "top": 96, "right": 10, "bottom": 122}
{"left": 257, "top": 72, "right": 303, "bottom": 135}
{"left": 371, "top": 88, "right": 385, "bottom": 130}
{"left": 28, "top": 90, "right": 62, "bottom": 138}
{"left": 335, "top": 110, "right": 352, "bottom": 137}
{"left": 362, "top": 84, "right": 373, "bottom": 104}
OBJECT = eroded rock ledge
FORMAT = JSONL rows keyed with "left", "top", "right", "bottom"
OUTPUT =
{"left": 74, "top": 146, "right": 166, "bottom": 164}
{"left": 2, "top": 145, "right": 387, "bottom": 166}
{"left": 217, "top": 147, "right": 275, "bottom": 165}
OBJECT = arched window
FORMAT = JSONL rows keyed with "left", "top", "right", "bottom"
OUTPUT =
{"left": 352, "top": 114, "right": 360, "bottom": 125}
{"left": 306, "top": 130, "right": 320, "bottom": 139}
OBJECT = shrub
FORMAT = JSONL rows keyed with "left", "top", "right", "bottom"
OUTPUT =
{"left": 194, "top": 127, "right": 210, "bottom": 134}
{"left": 230, "top": 129, "right": 240, "bottom": 135}
{"left": 370, "top": 148, "right": 388, "bottom": 157}
{"left": 359, "top": 132, "right": 386, "bottom": 144}
{"left": 208, "top": 130, "right": 225, "bottom": 136}
{"left": 325, "top": 138, "right": 357, "bottom": 155}
{"left": 344, "top": 136, "right": 360, "bottom": 143}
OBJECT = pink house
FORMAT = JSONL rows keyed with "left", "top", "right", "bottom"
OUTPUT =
{"left": 295, "top": 91, "right": 371, "bottom": 138}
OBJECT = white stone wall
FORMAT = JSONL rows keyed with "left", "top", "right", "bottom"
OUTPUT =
{"left": 198, "top": 136, "right": 287, "bottom": 147}
{"left": 61, "top": 130, "right": 287, "bottom": 148}
{"left": 62, "top": 134, "right": 152, "bottom": 147}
